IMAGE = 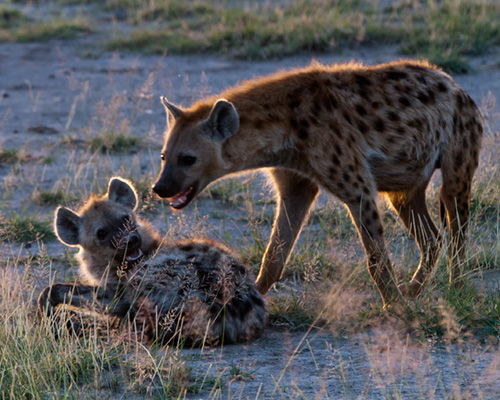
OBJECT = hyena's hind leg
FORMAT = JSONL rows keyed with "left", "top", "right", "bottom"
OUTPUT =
{"left": 439, "top": 95, "right": 482, "bottom": 287}
{"left": 386, "top": 188, "right": 443, "bottom": 297}
{"left": 38, "top": 283, "right": 132, "bottom": 336}
{"left": 344, "top": 192, "right": 402, "bottom": 307}
{"left": 440, "top": 159, "right": 479, "bottom": 288}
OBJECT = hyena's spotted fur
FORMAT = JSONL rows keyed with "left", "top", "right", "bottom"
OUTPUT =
{"left": 152, "top": 60, "right": 483, "bottom": 307}
{"left": 38, "top": 177, "right": 267, "bottom": 345}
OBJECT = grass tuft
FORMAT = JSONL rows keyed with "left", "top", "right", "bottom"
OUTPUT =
{"left": 0, "top": 213, "right": 54, "bottom": 243}
{"left": 0, "top": 148, "right": 20, "bottom": 164}
{"left": 86, "top": 131, "right": 141, "bottom": 153}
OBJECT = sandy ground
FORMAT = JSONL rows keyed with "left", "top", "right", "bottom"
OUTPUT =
{"left": 2, "top": 31, "right": 500, "bottom": 399}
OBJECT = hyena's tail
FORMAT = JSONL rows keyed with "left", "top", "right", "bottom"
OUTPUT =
{"left": 439, "top": 198, "right": 447, "bottom": 229}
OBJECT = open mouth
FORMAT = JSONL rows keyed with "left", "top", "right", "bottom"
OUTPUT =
{"left": 126, "top": 248, "right": 143, "bottom": 263}
{"left": 168, "top": 184, "right": 197, "bottom": 209}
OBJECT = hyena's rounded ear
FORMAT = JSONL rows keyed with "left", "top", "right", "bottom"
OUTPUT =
{"left": 55, "top": 207, "right": 81, "bottom": 246}
{"left": 161, "top": 96, "right": 184, "bottom": 127}
{"left": 108, "top": 177, "right": 138, "bottom": 211}
{"left": 207, "top": 99, "right": 239, "bottom": 141}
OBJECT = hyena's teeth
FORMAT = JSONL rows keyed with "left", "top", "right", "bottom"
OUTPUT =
{"left": 126, "top": 248, "right": 143, "bottom": 262}
{"left": 170, "top": 186, "right": 194, "bottom": 208}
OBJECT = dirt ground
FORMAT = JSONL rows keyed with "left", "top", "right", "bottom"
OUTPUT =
{"left": 2, "top": 29, "right": 500, "bottom": 399}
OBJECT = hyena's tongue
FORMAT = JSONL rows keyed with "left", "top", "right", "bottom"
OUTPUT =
{"left": 170, "top": 186, "right": 194, "bottom": 208}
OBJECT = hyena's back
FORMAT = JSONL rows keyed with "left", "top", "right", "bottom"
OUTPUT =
{"left": 224, "top": 60, "right": 482, "bottom": 194}
{"left": 130, "top": 239, "right": 267, "bottom": 345}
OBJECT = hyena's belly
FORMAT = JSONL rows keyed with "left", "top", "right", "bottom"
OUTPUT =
{"left": 368, "top": 144, "right": 441, "bottom": 192}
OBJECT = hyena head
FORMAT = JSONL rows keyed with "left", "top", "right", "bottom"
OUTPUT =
{"left": 55, "top": 177, "right": 159, "bottom": 285}
{"left": 152, "top": 97, "right": 239, "bottom": 209}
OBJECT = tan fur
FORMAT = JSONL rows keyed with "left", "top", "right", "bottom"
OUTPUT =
{"left": 153, "top": 60, "right": 483, "bottom": 307}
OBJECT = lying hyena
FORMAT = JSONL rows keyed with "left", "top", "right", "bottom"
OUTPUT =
{"left": 38, "top": 177, "right": 267, "bottom": 345}
{"left": 152, "top": 60, "right": 483, "bottom": 307}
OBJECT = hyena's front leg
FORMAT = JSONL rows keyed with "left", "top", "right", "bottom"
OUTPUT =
{"left": 256, "top": 168, "right": 319, "bottom": 294}
{"left": 38, "top": 283, "right": 131, "bottom": 321}
{"left": 345, "top": 194, "right": 402, "bottom": 307}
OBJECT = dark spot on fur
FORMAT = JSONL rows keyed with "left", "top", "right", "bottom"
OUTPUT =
{"left": 337, "top": 181, "right": 345, "bottom": 191}
{"left": 356, "top": 118, "right": 369, "bottom": 135}
{"left": 418, "top": 90, "right": 436, "bottom": 105}
{"left": 417, "top": 74, "right": 427, "bottom": 85}
{"left": 327, "top": 93, "right": 339, "bottom": 109}
{"left": 180, "top": 244, "right": 193, "bottom": 252}
{"left": 309, "top": 115, "right": 320, "bottom": 126}
{"left": 354, "top": 73, "right": 372, "bottom": 86}
{"left": 332, "top": 155, "right": 340, "bottom": 166}
{"left": 374, "top": 118, "right": 385, "bottom": 132}
{"left": 329, "top": 166, "right": 337, "bottom": 176}
{"left": 342, "top": 111, "right": 353, "bottom": 125}
{"left": 399, "top": 96, "right": 411, "bottom": 107}
{"left": 250, "top": 293, "right": 265, "bottom": 309}
{"left": 437, "top": 82, "right": 448, "bottom": 92}
{"left": 387, "top": 111, "right": 400, "bottom": 122}
{"left": 297, "top": 118, "right": 310, "bottom": 139}
{"left": 384, "top": 96, "right": 393, "bottom": 107}
{"left": 309, "top": 80, "right": 320, "bottom": 95}
{"left": 455, "top": 151, "right": 463, "bottom": 167}
{"left": 253, "top": 119, "right": 265, "bottom": 130}
{"left": 371, "top": 101, "right": 382, "bottom": 109}
{"left": 334, "top": 143, "right": 343, "bottom": 156}
{"left": 228, "top": 297, "right": 250, "bottom": 321}
{"left": 385, "top": 70, "right": 408, "bottom": 81}
{"left": 358, "top": 89, "right": 368, "bottom": 98}
{"left": 343, "top": 172, "right": 351, "bottom": 182}
{"left": 312, "top": 101, "right": 322, "bottom": 117}
{"left": 288, "top": 98, "right": 301, "bottom": 110}
{"left": 355, "top": 104, "right": 367, "bottom": 116}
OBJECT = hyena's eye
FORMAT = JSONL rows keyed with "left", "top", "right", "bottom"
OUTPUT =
{"left": 96, "top": 229, "right": 108, "bottom": 241}
{"left": 160, "top": 153, "right": 166, "bottom": 162}
{"left": 178, "top": 155, "right": 197, "bottom": 167}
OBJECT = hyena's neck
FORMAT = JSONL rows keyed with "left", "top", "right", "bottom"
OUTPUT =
{"left": 221, "top": 98, "right": 297, "bottom": 173}
{"left": 78, "top": 252, "right": 119, "bottom": 286}
{"left": 136, "top": 220, "right": 161, "bottom": 256}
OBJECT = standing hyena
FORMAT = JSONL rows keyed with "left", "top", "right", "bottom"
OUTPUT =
{"left": 152, "top": 60, "right": 483, "bottom": 307}
{"left": 38, "top": 177, "right": 267, "bottom": 345}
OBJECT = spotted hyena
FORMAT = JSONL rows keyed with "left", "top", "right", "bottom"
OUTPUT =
{"left": 152, "top": 60, "right": 483, "bottom": 307}
{"left": 38, "top": 177, "right": 267, "bottom": 345}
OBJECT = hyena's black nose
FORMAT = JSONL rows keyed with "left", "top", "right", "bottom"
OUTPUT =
{"left": 127, "top": 232, "right": 140, "bottom": 248}
{"left": 152, "top": 181, "right": 169, "bottom": 198}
